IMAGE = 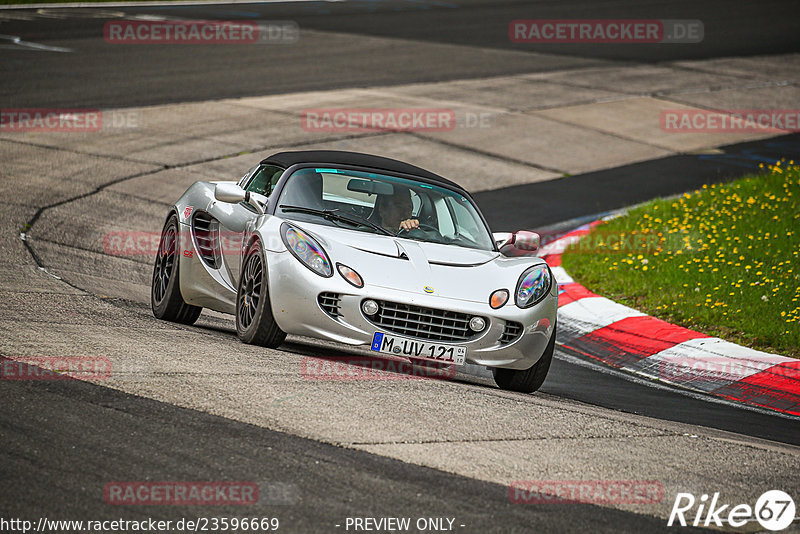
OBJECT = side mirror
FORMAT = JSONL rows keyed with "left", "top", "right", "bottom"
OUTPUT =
{"left": 512, "top": 230, "right": 540, "bottom": 251}
{"left": 495, "top": 230, "right": 540, "bottom": 255}
{"left": 215, "top": 183, "right": 247, "bottom": 203}
{"left": 215, "top": 183, "right": 266, "bottom": 215}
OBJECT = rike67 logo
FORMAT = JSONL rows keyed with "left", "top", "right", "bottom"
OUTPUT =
{"left": 668, "top": 490, "right": 796, "bottom": 531}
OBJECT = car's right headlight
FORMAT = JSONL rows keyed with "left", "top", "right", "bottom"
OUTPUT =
{"left": 515, "top": 264, "right": 552, "bottom": 308}
{"left": 281, "top": 223, "right": 332, "bottom": 277}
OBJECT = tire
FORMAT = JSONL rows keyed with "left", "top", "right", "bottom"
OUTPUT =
{"left": 151, "top": 215, "right": 202, "bottom": 325}
{"left": 492, "top": 321, "right": 556, "bottom": 393}
{"left": 236, "top": 240, "right": 286, "bottom": 348}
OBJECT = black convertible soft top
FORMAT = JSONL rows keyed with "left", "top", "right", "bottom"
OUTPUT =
{"left": 260, "top": 150, "right": 463, "bottom": 191}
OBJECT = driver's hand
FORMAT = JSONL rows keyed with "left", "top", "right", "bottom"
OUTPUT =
{"left": 399, "top": 218, "right": 419, "bottom": 231}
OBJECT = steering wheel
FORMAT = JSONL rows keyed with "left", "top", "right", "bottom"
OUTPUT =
{"left": 397, "top": 223, "right": 440, "bottom": 236}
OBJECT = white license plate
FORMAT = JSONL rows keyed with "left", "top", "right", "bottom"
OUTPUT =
{"left": 370, "top": 332, "right": 466, "bottom": 365}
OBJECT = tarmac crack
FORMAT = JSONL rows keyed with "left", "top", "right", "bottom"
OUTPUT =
{"left": 408, "top": 131, "right": 567, "bottom": 175}
{"left": 526, "top": 110, "right": 678, "bottom": 155}
{"left": 348, "top": 433, "right": 677, "bottom": 446}
{"left": 666, "top": 61, "right": 797, "bottom": 83}
{"left": 30, "top": 237, "right": 153, "bottom": 266}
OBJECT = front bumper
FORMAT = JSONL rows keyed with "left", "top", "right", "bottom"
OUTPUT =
{"left": 266, "top": 250, "right": 558, "bottom": 370}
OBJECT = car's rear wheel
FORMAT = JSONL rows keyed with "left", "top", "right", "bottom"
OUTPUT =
{"left": 236, "top": 240, "right": 286, "bottom": 348}
{"left": 492, "top": 321, "right": 556, "bottom": 393}
{"left": 151, "top": 215, "right": 202, "bottom": 324}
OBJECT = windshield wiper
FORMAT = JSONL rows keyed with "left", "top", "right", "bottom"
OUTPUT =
{"left": 278, "top": 205, "right": 393, "bottom": 236}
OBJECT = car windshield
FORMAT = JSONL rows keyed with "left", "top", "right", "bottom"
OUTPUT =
{"left": 275, "top": 167, "right": 495, "bottom": 251}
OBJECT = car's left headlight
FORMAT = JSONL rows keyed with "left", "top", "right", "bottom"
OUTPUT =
{"left": 281, "top": 223, "right": 333, "bottom": 277}
{"left": 515, "top": 264, "right": 552, "bottom": 308}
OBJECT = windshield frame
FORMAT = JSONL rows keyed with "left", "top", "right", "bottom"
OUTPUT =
{"left": 267, "top": 162, "right": 498, "bottom": 252}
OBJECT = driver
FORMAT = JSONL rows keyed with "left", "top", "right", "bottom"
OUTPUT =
{"left": 372, "top": 187, "right": 419, "bottom": 233}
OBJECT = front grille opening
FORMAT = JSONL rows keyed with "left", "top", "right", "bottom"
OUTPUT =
{"left": 365, "top": 300, "right": 483, "bottom": 342}
{"left": 318, "top": 292, "right": 342, "bottom": 318}
{"left": 500, "top": 321, "right": 523, "bottom": 344}
{"left": 192, "top": 212, "right": 221, "bottom": 269}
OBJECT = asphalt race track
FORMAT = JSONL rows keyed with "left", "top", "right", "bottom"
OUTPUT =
{"left": 1, "top": 0, "right": 799, "bottom": 108}
{"left": 1, "top": 1, "right": 799, "bottom": 532}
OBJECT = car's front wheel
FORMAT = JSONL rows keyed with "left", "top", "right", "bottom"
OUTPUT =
{"left": 492, "top": 321, "right": 556, "bottom": 393}
{"left": 236, "top": 240, "right": 286, "bottom": 348}
{"left": 151, "top": 215, "right": 202, "bottom": 324}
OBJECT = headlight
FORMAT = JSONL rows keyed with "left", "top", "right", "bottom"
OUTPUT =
{"left": 515, "top": 264, "right": 552, "bottom": 308}
{"left": 281, "top": 223, "right": 332, "bottom": 277}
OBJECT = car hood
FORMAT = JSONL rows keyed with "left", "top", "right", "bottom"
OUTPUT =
{"left": 294, "top": 222, "right": 542, "bottom": 303}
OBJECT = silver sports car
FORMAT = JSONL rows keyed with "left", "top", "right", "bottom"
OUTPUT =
{"left": 151, "top": 151, "right": 557, "bottom": 392}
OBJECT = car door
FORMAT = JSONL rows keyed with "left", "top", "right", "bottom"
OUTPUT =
{"left": 206, "top": 164, "right": 285, "bottom": 287}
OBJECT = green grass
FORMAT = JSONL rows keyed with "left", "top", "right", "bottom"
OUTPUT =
{"left": 561, "top": 160, "right": 800, "bottom": 358}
